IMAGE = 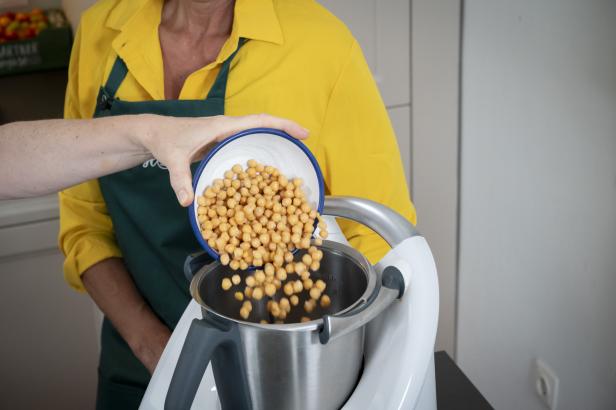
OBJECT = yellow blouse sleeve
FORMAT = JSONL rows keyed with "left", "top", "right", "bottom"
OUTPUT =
{"left": 318, "top": 40, "right": 417, "bottom": 264}
{"left": 58, "top": 23, "right": 122, "bottom": 292}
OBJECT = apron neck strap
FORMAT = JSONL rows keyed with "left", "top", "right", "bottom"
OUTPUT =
{"left": 102, "top": 37, "right": 247, "bottom": 100}
{"left": 205, "top": 37, "right": 247, "bottom": 101}
{"left": 103, "top": 57, "right": 130, "bottom": 98}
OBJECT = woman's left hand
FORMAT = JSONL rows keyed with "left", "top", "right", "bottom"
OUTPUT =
{"left": 139, "top": 114, "right": 309, "bottom": 206}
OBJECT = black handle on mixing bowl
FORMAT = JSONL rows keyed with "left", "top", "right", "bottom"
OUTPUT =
{"left": 184, "top": 252, "right": 216, "bottom": 282}
{"left": 164, "top": 317, "right": 252, "bottom": 410}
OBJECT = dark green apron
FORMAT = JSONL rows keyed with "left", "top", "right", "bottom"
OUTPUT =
{"left": 93, "top": 40, "right": 245, "bottom": 410}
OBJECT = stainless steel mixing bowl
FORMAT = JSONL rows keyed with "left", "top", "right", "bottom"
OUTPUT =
{"left": 165, "top": 197, "right": 415, "bottom": 410}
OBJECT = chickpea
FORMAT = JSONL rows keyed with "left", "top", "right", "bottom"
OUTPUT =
{"left": 264, "top": 283, "right": 276, "bottom": 297}
{"left": 264, "top": 263, "right": 275, "bottom": 276}
{"left": 231, "top": 274, "right": 241, "bottom": 285}
{"left": 293, "top": 280, "right": 304, "bottom": 293}
{"left": 252, "top": 287, "right": 264, "bottom": 300}
{"left": 220, "top": 253, "right": 230, "bottom": 265}
{"left": 310, "top": 261, "right": 320, "bottom": 272}
{"left": 233, "top": 248, "right": 244, "bottom": 260}
{"left": 315, "top": 279, "right": 326, "bottom": 291}
{"left": 303, "top": 278, "right": 314, "bottom": 290}
{"left": 234, "top": 291, "right": 244, "bottom": 301}
{"left": 294, "top": 262, "right": 307, "bottom": 275}
{"left": 279, "top": 298, "right": 291, "bottom": 312}
{"left": 247, "top": 159, "right": 258, "bottom": 168}
{"left": 320, "top": 294, "right": 331, "bottom": 308}
{"left": 270, "top": 302, "right": 281, "bottom": 317}
{"left": 276, "top": 268, "right": 287, "bottom": 281}
{"left": 300, "top": 316, "right": 311, "bottom": 323}
{"left": 300, "top": 237, "right": 311, "bottom": 249}
{"left": 283, "top": 282, "right": 294, "bottom": 296}
{"left": 244, "top": 287, "right": 253, "bottom": 298}
{"left": 229, "top": 260, "right": 240, "bottom": 270}
{"left": 309, "top": 287, "right": 322, "bottom": 300}
{"left": 319, "top": 229, "right": 329, "bottom": 239}
{"left": 313, "top": 250, "right": 323, "bottom": 261}
{"left": 255, "top": 270, "right": 266, "bottom": 284}
{"left": 290, "top": 295, "right": 299, "bottom": 306}
{"left": 239, "top": 307, "right": 250, "bottom": 319}
{"left": 301, "top": 254, "right": 313, "bottom": 266}
{"left": 239, "top": 260, "right": 248, "bottom": 270}
{"left": 260, "top": 320, "right": 269, "bottom": 324}
{"left": 221, "top": 278, "right": 232, "bottom": 291}
{"left": 245, "top": 275, "right": 256, "bottom": 287}
{"left": 304, "top": 299, "right": 316, "bottom": 313}
{"left": 273, "top": 253, "right": 284, "bottom": 267}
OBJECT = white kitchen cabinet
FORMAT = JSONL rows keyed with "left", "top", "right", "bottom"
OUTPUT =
{"left": 0, "top": 200, "right": 97, "bottom": 410}
{"left": 388, "top": 105, "right": 411, "bottom": 186}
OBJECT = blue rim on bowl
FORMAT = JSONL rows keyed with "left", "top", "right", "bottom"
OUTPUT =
{"left": 188, "top": 127, "right": 325, "bottom": 261}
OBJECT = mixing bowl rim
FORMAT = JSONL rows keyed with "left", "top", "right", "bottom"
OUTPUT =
{"left": 189, "top": 240, "right": 376, "bottom": 331}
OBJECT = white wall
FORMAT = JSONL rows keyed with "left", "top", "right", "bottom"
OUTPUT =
{"left": 457, "top": 1, "right": 616, "bottom": 409}
{"left": 410, "top": 0, "right": 461, "bottom": 355}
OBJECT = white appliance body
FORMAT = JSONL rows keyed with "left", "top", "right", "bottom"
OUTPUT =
{"left": 141, "top": 217, "right": 439, "bottom": 410}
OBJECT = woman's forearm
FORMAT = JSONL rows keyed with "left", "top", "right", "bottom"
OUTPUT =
{"left": 0, "top": 115, "right": 156, "bottom": 199}
{"left": 0, "top": 113, "right": 308, "bottom": 203}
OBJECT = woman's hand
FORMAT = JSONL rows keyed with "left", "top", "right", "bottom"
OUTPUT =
{"left": 136, "top": 114, "right": 309, "bottom": 206}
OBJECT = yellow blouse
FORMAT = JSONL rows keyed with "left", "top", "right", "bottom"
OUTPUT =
{"left": 59, "top": 0, "right": 417, "bottom": 291}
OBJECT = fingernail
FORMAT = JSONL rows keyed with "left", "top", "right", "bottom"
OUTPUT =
{"left": 302, "top": 127, "right": 310, "bottom": 136}
{"left": 178, "top": 189, "right": 188, "bottom": 205}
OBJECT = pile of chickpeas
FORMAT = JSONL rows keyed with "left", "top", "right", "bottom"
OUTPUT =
{"left": 196, "top": 160, "right": 330, "bottom": 323}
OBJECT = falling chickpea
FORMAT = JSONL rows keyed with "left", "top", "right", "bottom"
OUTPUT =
{"left": 320, "top": 294, "right": 331, "bottom": 308}
{"left": 221, "top": 278, "right": 232, "bottom": 291}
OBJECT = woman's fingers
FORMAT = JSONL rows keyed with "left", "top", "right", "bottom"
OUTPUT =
{"left": 213, "top": 114, "right": 310, "bottom": 142}
{"left": 166, "top": 157, "right": 195, "bottom": 207}
{"left": 162, "top": 114, "right": 309, "bottom": 207}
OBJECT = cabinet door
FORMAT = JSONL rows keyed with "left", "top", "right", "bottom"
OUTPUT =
{"left": 0, "top": 220, "right": 98, "bottom": 410}
{"left": 318, "top": 0, "right": 410, "bottom": 106}
{"left": 389, "top": 105, "right": 411, "bottom": 186}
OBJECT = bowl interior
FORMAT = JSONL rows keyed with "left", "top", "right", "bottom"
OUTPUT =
{"left": 190, "top": 129, "right": 324, "bottom": 258}
{"left": 192, "top": 242, "right": 371, "bottom": 324}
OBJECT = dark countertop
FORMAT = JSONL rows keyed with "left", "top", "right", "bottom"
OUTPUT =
{"left": 435, "top": 351, "right": 493, "bottom": 409}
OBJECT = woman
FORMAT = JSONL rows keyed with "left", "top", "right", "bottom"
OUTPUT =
{"left": 0, "top": 114, "right": 307, "bottom": 203}
{"left": 60, "top": 0, "right": 417, "bottom": 407}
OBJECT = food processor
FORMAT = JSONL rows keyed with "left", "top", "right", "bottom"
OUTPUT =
{"left": 139, "top": 129, "right": 439, "bottom": 410}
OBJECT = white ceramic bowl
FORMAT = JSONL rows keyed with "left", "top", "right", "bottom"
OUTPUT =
{"left": 189, "top": 128, "right": 325, "bottom": 259}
